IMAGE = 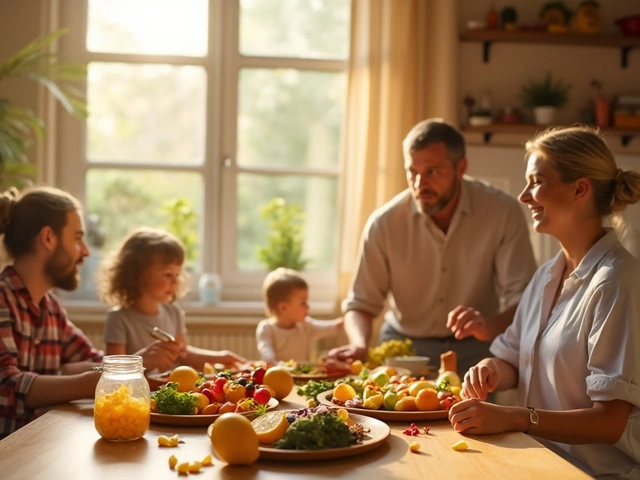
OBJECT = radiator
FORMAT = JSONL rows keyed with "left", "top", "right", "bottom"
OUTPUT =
{"left": 74, "top": 322, "right": 260, "bottom": 360}
{"left": 188, "top": 325, "right": 260, "bottom": 360}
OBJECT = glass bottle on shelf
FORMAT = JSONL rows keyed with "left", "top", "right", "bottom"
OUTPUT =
{"left": 199, "top": 273, "right": 222, "bottom": 305}
{"left": 94, "top": 355, "right": 150, "bottom": 442}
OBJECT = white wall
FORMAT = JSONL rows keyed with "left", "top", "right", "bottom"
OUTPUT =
{"left": 458, "top": 0, "right": 640, "bottom": 264}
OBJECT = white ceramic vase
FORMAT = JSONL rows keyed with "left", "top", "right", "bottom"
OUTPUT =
{"left": 533, "top": 106, "right": 557, "bottom": 125}
{"left": 198, "top": 273, "right": 222, "bottom": 305}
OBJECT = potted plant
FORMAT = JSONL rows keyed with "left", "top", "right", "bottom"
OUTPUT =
{"left": 257, "top": 197, "right": 308, "bottom": 271}
{"left": 520, "top": 72, "right": 571, "bottom": 125}
{"left": 0, "top": 29, "right": 87, "bottom": 189}
{"left": 159, "top": 197, "right": 199, "bottom": 267}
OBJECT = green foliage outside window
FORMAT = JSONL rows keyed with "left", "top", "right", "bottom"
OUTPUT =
{"left": 160, "top": 197, "right": 198, "bottom": 266}
{"left": 257, "top": 197, "right": 308, "bottom": 271}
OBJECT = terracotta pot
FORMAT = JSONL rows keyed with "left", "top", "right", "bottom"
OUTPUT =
{"left": 533, "top": 106, "right": 557, "bottom": 125}
{"left": 595, "top": 97, "right": 611, "bottom": 127}
{"left": 616, "top": 15, "right": 640, "bottom": 36}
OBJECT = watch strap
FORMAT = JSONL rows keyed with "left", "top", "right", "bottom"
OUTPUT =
{"left": 526, "top": 406, "right": 539, "bottom": 434}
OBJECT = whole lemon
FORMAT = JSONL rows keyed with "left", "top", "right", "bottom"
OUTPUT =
{"left": 167, "top": 366, "right": 200, "bottom": 392}
{"left": 262, "top": 367, "right": 294, "bottom": 400}
{"left": 208, "top": 413, "right": 260, "bottom": 465}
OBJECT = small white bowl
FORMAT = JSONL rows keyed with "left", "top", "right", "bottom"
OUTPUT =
{"left": 385, "top": 356, "right": 431, "bottom": 377}
{"left": 468, "top": 116, "right": 493, "bottom": 126}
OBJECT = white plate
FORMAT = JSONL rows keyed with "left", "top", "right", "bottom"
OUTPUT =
{"left": 252, "top": 412, "right": 390, "bottom": 461}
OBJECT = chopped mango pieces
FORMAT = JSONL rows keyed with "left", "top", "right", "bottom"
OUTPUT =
{"left": 177, "top": 462, "right": 190, "bottom": 475}
{"left": 158, "top": 434, "right": 180, "bottom": 447}
{"left": 451, "top": 440, "right": 469, "bottom": 451}
{"left": 409, "top": 441, "right": 420, "bottom": 452}
{"left": 168, "top": 455, "right": 178, "bottom": 469}
{"left": 94, "top": 384, "right": 150, "bottom": 441}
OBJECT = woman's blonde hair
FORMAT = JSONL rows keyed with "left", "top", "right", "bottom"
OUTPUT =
{"left": 98, "top": 227, "right": 188, "bottom": 307}
{"left": 525, "top": 126, "right": 640, "bottom": 221}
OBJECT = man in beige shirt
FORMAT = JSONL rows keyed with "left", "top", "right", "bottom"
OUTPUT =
{"left": 329, "top": 119, "right": 537, "bottom": 375}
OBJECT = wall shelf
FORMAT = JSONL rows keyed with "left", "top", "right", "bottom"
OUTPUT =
{"left": 460, "top": 30, "right": 640, "bottom": 68}
{"left": 463, "top": 124, "right": 640, "bottom": 147}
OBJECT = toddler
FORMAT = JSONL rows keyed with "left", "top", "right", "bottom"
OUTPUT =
{"left": 256, "top": 267, "right": 343, "bottom": 364}
{"left": 98, "top": 227, "right": 246, "bottom": 372}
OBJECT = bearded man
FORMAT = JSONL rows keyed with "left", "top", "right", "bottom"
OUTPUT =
{"left": 329, "top": 119, "right": 537, "bottom": 376}
{"left": 0, "top": 186, "right": 179, "bottom": 438}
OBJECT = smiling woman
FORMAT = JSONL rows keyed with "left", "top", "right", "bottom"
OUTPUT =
{"left": 452, "top": 126, "right": 640, "bottom": 480}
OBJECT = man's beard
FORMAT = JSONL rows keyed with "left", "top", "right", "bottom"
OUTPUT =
{"left": 44, "top": 245, "right": 81, "bottom": 291}
{"left": 417, "top": 175, "right": 458, "bottom": 215}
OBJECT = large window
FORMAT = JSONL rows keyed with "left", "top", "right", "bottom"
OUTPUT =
{"left": 57, "top": 0, "right": 351, "bottom": 303}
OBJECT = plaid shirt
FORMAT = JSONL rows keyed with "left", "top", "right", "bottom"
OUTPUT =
{"left": 0, "top": 266, "right": 103, "bottom": 438}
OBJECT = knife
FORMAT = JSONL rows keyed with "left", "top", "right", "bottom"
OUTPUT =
{"left": 151, "top": 327, "right": 176, "bottom": 342}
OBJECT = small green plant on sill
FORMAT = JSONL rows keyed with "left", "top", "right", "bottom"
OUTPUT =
{"left": 257, "top": 197, "right": 308, "bottom": 271}
{"left": 0, "top": 29, "right": 87, "bottom": 189}
{"left": 160, "top": 197, "right": 198, "bottom": 266}
{"left": 520, "top": 72, "right": 571, "bottom": 108}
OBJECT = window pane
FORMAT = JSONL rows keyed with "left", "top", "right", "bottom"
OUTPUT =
{"left": 87, "top": 63, "right": 207, "bottom": 165}
{"left": 84, "top": 169, "right": 203, "bottom": 275}
{"left": 87, "top": 0, "right": 208, "bottom": 56}
{"left": 238, "top": 69, "right": 345, "bottom": 169}
{"left": 237, "top": 173, "right": 338, "bottom": 271}
{"left": 240, "top": 0, "right": 350, "bottom": 59}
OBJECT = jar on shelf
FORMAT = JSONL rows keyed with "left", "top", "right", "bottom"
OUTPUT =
{"left": 94, "top": 355, "right": 150, "bottom": 442}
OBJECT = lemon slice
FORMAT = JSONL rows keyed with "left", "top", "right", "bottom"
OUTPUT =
{"left": 251, "top": 411, "right": 290, "bottom": 444}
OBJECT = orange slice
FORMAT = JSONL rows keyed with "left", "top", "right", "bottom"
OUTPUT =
{"left": 251, "top": 411, "right": 289, "bottom": 444}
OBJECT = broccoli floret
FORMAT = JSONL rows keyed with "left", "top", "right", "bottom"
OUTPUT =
{"left": 274, "top": 413, "right": 357, "bottom": 450}
{"left": 152, "top": 382, "right": 197, "bottom": 415}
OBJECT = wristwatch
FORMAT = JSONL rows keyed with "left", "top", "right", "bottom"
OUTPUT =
{"left": 526, "top": 406, "right": 539, "bottom": 434}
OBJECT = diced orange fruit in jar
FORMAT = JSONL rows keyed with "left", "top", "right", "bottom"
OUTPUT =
{"left": 94, "top": 384, "right": 150, "bottom": 441}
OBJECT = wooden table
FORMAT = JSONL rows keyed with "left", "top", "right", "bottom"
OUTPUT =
{"left": 0, "top": 393, "right": 593, "bottom": 480}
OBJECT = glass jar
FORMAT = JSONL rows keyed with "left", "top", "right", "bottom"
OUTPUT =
{"left": 94, "top": 355, "right": 150, "bottom": 442}
{"left": 199, "top": 272, "right": 222, "bottom": 305}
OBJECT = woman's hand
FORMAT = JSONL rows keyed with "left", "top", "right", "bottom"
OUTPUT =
{"left": 462, "top": 359, "right": 501, "bottom": 401}
{"left": 449, "top": 398, "right": 512, "bottom": 435}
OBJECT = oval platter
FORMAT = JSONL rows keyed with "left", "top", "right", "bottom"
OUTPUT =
{"left": 150, "top": 397, "right": 278, "bottom": 427}
{"left": 317, "top": 390, "right": 449, "bottom": 421}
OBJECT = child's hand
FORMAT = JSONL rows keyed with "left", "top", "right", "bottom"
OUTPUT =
{"left": 215, "top": 350, "right": 247, "bottom": 367}
{"left": 138, "top": 341, "right": 181, "bottom": 372}
{"left": 177, "top": 339, "right": 189, "bottom": 359}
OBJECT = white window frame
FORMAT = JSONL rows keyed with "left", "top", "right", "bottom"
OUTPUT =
{"left": 54, "top": 0, "right": 346, "bottom": 312}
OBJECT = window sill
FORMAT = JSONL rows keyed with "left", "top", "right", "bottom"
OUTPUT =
{"left": 62, "top": 300, "right": 339, "bottom": 325}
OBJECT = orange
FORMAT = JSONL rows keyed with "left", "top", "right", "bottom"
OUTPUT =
{"left": 262, "top": 367, "right": 294, "bottom": 400}
{"left": 350, "top": 360, "right": 363, "bottom": 375}
{"left": 218, "top": 402, "right": 236, "bottom": 414}
{"left": 225, "top": 383, "right": 246, "bottom": 403}
{"left": 167, "top": 366, "right": 200, "bottom": 393}
{"left": 251, "top": 411, "right": 289, "bottom": 444}
{"left": 208, "top": 413, "right": 259, "bottom": 465}
{"left": 415, "top": 388, "right": 440, "bottom": 411}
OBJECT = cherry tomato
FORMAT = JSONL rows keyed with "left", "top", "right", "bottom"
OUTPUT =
{"left": 253, "top": 387, "right": 272, "bottom": 405}
{"left": 252, "top": 367, "right": 266, "bottom": 385}
{"left": 200, "top": 388, "right": 216, "bottom": 403}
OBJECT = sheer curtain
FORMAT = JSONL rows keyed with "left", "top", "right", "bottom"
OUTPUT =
{"left": 337, "top": 0, "right": 459, "bottom": 302}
